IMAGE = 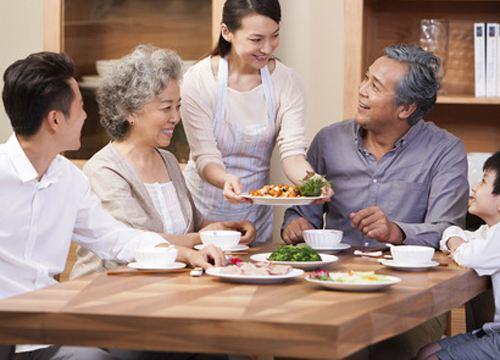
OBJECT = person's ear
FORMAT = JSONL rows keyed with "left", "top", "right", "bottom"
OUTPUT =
{"left": 397, "top": 103, "right": 417, "bottom": 122}
{"left": 221, "top": 23, "right": 233, "bottom": 43}
{"left": 46, "top": 110, "right": 62, "bottom": 133}
{"left": 126, "top": 112, "right": 137, "bottom": 126}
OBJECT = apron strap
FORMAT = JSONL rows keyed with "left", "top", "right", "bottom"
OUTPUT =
{"left": 261, "top": 65, "right": 277, "bottom": 126}
{"left": 215, "top": 57, "right": 229, "bottom": 126}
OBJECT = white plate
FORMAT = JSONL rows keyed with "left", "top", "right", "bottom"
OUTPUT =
{"left": 205, "top": 267, "right": 304, "bottom": 284}
{"left": 194, "top": 244, "right": 249, "bottom": 252}
{"left": 305, "top": 275, "right": 401, "bottom": 291}
{"left": 240, "top": 194, "right": 326, "bottom": 206}
{"left": 379, "top": 259, "right": 439, "bottom": 272}
{"left": 127, "top": 262, "right": 186, "bottom": 270}
{"left": 250, "top": 253, "right": 338, "bottom": 270}
{"left": 310, "top": 243, "right": 351, "bottom": 253}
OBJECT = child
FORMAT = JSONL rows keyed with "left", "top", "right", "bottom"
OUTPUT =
{"left": 417, "top": 151, "right": 500, "bottom": 360}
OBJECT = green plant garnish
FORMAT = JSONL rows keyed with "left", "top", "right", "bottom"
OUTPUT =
{"left": 298, "top": 171, "right": 331, "bottom": 197}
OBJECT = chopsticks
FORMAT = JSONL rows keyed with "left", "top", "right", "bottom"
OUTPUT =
{"left": 106, "top": 268, "right": 190, "bottom": 276}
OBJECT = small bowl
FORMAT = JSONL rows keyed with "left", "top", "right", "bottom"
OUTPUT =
{"left": 390, "top": 245, "right": 434, "bottom": 264}
{"left": 303, "top": 229, "right": 343, "bottom": 249}
{"left": 134, "top": 246, "right": 178, "bottom": 265}
{"left": 95, "top": 59, "right": 119, "bottom": 77}
{"left": 200, "top": 230, "right": 241, "bottom": 249}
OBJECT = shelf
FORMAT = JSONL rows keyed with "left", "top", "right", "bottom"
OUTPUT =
{"left": 436, "top": 95, "right": 500, "bottom": 105}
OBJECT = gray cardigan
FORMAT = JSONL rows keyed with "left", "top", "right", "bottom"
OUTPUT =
{"left": 70, "top": 143, "right": 203, "bottom": 278}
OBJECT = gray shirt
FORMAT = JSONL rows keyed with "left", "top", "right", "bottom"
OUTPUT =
{"left": 282, "top": 119, "right": 469, "bottom": 248}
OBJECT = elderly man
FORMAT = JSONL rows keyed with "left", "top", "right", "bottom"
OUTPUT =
{"left": 282, "top": 44, "right": 468, "bottom": 249}
{"left": 281, "top": 44, "right": 469, "bottom": 359}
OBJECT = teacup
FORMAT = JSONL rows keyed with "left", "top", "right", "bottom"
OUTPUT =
{"left": 134, "top": 246, "right": 178, "bottom": 265}
{"left": 200, "top": 230, "right": 241, "bottom": 249}
{"left": 390, "top": 245, "right": 434, "bottom": 264}
{"left": 303, "top": 229, "right": 343, "bottom": 249}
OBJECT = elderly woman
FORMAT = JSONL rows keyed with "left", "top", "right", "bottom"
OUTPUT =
{"left": 71, "top": 45, "right": 255, "bottom": 279}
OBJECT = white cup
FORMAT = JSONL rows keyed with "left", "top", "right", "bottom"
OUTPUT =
{"left": 199, "top": 230, "right": 241, "bottom": 249}
{"left": 303, "top": 229, "right": 343, "bottom": 249}
{"left": 134, "top": 246, "right": 178, "bottom": 265}
{"left": 390, "top": 245, "right": 434, "bottom": 264}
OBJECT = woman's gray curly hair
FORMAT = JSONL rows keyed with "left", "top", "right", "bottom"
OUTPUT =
{"left": 98, "top": 44, "right": 182, "bottom": 140}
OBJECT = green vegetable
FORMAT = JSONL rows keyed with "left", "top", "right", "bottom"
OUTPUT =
{"left": 268, "top": 244, "right": 321, "bottom": 262}
{"left": 298, "top": 171, "right": 331, "bottom": 197}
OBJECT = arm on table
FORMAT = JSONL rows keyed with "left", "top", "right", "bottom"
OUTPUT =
{"left": 393, "top": 140, "right": 469, "bottom": 248}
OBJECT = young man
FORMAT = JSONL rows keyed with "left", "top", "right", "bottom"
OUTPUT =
{"left": 281, "top": 44, "right": 469, "bottom": 358}
{"left": 0, "top": 52, "right": 225, "bottom": 359}
{"left": 417, "top": 152, "right": 500, "bottom": 360}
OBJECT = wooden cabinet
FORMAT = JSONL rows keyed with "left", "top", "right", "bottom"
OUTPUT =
{"left": 43, "top": 0, "right": 224, "bottom": 160}
{"left": 344, "top": 0, "right": 500, "bottom": 152}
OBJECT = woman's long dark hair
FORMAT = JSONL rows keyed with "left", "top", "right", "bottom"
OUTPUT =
{"left": 211, "top": 0, "right": 281, "bottom": 57}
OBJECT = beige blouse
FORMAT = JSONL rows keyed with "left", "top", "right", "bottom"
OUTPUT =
{"left": 181, "top": 56, "right": 308, "bottom": 175}
{"left": 70, "top": 143, "right": 203, "bottom": 279}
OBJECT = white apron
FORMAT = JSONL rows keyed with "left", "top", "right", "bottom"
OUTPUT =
{"left": 184, "top": 57, "right": 276, "bottom": 243}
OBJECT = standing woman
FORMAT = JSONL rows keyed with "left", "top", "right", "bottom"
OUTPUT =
{"left": 182, "top": 0, "right": 332, "bottom": 243}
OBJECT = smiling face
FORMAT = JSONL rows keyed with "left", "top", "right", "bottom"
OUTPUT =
{"left": 355, "top": 56, "right": 410, "bottom": 131}
{"left": 469, "top": 170, "right": 500, "bottom": 225}
{"left": 223, "top": 13, "right": 280, "bottom": 70}
{"left": 128, "top": 80, "right": 181, "bottom": 148}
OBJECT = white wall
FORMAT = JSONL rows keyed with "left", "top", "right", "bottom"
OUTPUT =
{"left": 271, "top": 0, "right": 344, "bottom": 241}
{"left": 0, "top": 1, "right": 44, "bottom": 142}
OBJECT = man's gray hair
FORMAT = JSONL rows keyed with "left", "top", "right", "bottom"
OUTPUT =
{"left": 98, "top": 44, "right": 182, "bottom": 140}
{"left": 384, "top": 44, "right": 440, "bottom": 126}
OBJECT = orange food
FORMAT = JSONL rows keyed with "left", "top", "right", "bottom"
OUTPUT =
{"left": 249, "top": 184, "right": 300, "bottom": 198}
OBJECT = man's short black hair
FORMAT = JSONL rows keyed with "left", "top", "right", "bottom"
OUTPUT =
{"left": 2, "top": 52, "right": 75, "bottom": 136}
{"left": 484, "top": 151, "right": 500, "bottom": 195}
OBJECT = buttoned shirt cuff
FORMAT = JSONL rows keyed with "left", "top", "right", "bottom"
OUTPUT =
{"left": 393, "top": 221, "right": 440, "bottom": 248}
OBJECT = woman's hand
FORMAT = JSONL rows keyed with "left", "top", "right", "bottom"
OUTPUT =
{"left": 223, "top": 174, "right": 252, "bottom": 204}
{"left": 312, "top": 184, "right": 334, "bottom": 205}
{"left": 179, "top": 245, "right": 226, "bottom": 269}
{"left": 222, "top": 221, "right": 256, "bottom": 245}
{"left": 201, "top": 221, "right": 256, "bottom": 245}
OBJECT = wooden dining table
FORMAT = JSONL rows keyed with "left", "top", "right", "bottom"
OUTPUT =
{"left": 0, "top": 245, "right": 489, "bottom": 359}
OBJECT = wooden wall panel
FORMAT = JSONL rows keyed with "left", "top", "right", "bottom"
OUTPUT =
{"left": 64, "top": 0, "right": 212, "bottom": 76}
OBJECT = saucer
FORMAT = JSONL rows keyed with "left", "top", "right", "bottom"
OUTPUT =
{"left": 311, "top": 243, "right": 351, "bottom": 253}
{"left": 194, "top": 244, "right": 249, "bottom": 252}
{"left": 127, "top": 262, "right": 186, "bottom": 270}
{"left": 379, "top": 259, "right": 439, "bottom": 272}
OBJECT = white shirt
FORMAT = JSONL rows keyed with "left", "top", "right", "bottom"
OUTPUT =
{"left": 0, "top": 134, "right": 167, "bottom": 299}
{"left": 144, "top": 182, "right": 187, "bottom": 234}
{"left": 0, "top": 135, "right": 167, "bottom": 352}
{"left": 440, "top": 223, "right": 500, "bottom": 322}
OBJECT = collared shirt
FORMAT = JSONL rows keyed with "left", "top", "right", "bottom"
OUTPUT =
{"left": 283, "top": 119, "right": 469, "bottom": 248}
{"left": 441, "top": 224, "right": 500, "bottom": 322}
{"left": 0, "top": 134, "right": 166, "bottom": 301}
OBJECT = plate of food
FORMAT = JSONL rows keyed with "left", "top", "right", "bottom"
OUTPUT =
{"left": 305, "top": 270, "right": 401, "bottom": 291}
{"left": 241, "top": 172, "right": 331, "bottom": 206}
{"left": 250, "top": 245, "right": 338, "bottom": 270}
{"left": 205, "top": 258, "right": 304, "bottom": 284}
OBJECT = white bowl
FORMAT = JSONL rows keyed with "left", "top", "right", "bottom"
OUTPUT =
{"left": 390, "top": 245, "right": 435, "bottom": 264}
{"left": 134, "top": 246, "right": 178, "bottom": 265}
{"left": 303, "top": 229, "right": 343, "bottom": 249}
{"left": 95, "top": 59, "right": 119, "bottom": 77}
{"left": 200, "top": 230, "right": 241, "bottom": 249}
